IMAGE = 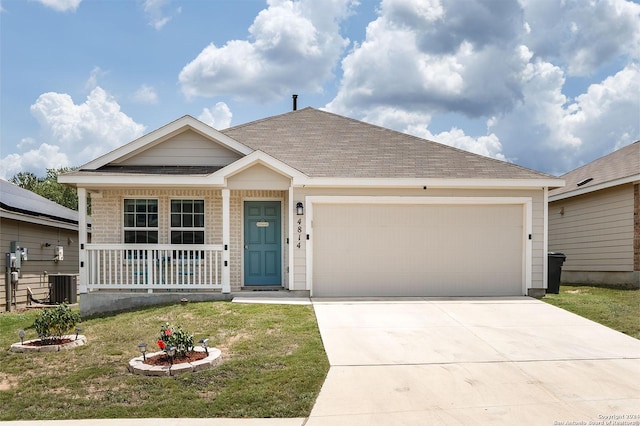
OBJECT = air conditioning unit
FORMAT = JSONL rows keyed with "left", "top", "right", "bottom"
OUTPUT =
{"left": 48, "top": 274, "right": 77, "bottom": 304}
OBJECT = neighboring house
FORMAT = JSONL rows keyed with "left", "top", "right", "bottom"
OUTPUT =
{"left": 1, "top": 179, "right": 87, "bottom": 311}
{"left": 59, "top": 107, "right": 563, "bottom": 302}
{"left": 549, "top": 141, "right": 640, "bottom": 287}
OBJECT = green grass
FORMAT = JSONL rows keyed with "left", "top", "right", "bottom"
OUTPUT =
{"left": 0, "top": 301, "right": 329, "bottom": 420}
{"left": 543, "top": 285, "right": 640, "bottom": 340}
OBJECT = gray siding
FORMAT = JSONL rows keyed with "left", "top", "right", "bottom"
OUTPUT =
{"left": 549, "top": 184, "right": 634, "bottom": 273}
{"left": 1, "top": 218, "right": 79, "bottom": 311}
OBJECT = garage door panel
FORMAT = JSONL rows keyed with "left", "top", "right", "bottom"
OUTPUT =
{"left": 313, "top": 203, "right": 523, "bottom": 297}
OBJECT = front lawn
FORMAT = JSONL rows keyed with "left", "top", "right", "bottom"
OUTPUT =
{"left": 0, "top": 301, "right": 329, "bottom": 420}
{"left": 543, "top": 285, "right": 640, "bottom": 340}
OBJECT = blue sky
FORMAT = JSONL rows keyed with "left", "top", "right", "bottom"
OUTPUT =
{"left": 1, "top": 0, "right": 638, "bottom": 179}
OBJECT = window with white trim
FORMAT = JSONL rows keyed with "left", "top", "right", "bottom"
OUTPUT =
{"left": 170, "top": 199, "right": 205, "bottom": 244}
{"left": 123, "top": 199, "right": 158, "bottom": 244}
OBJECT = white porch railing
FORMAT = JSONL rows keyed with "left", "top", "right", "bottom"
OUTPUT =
{"left": 85, "top": 244, "right": 223, "bottom": 292}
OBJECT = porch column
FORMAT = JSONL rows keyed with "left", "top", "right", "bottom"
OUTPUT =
{"left": 77, "top": 187, "right": 88, "bottom": 294}
{"left": 222, "top": 188, "right": 231, "bottom": 293}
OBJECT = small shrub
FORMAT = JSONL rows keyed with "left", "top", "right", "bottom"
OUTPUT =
{"left": 157, "top": 323, "right": 194, "bottom": 357}
{"left": 33, "top": 303, "right": 81, "bottom": 343}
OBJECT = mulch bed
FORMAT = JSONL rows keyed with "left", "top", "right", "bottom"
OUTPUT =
{"left": 144, "top": 351, "right": 208, "bottom": 367}
{"left": 24, "top": 338, "right": 74, "bottom": 346}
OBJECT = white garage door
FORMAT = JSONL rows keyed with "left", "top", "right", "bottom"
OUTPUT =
{"left": 311, "top": 202, "right": 525, "bottom": 297}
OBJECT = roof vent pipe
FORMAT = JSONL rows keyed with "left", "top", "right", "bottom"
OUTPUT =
{"left": 292, "top": 94, "right": 298, "bottom": 111}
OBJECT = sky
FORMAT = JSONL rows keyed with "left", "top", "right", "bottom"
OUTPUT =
{"left": 0, "top": 0, "right": 638, "bottom": 180}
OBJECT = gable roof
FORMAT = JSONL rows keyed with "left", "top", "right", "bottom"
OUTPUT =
{"left": 221, "top": 107, "right": 556, "bottom": 181}
{"left": 80, "top": 115, "right": 254, "bottom": 170}
{"left": 0, "top": 179, "right": 81, "bottom": 227}
{"left": 549, "top": 141, "right": 640, "bottom": 201}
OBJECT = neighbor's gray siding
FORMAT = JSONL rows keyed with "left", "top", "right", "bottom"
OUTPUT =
{"left": 549, "top": 184, "right": 634, "bottom": 274}
{"left": 1, "top": 218, "right": 79, "bottom": 310}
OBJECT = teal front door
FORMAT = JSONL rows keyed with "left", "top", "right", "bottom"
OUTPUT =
{"left": 244, "top": 201, "right": 282, "bottom": 286}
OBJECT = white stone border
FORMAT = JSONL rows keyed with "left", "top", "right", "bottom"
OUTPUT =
{"left": 10, "top": 335, "right": 87, "bottom": 353}
{"left": 128, "top": 346, "right": 222, "bottom": 376}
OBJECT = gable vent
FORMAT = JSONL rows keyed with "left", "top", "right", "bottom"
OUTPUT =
{"left": 576, "top": 177, "right": 593, "bottom": 186}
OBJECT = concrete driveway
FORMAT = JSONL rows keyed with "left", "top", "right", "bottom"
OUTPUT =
{"left": 307, "top": 297, "right": 640, "bottom": 425}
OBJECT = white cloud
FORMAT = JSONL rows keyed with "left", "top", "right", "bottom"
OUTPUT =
{"left": 85, "top": 66, "right": 107, "bottom": 90}
{"left": 198, "top": 102, "right": 232, "bottom": 129}
{"left": 143, "top": 0, "right": 178, "bottom": 30}
{"left": 17, "top": 137, "right": 37, "bottom": 150}
{"left": 488, "top": 62, "right": 640, "bottom": 174}
{"left": 132, "top": 84, "right": 159, "bottom": 104}
{"left": 521, "top": 0, "right": 640, "bottom": 76}
{"left": 325, "top": 0, "right": 639, "bottom": 174}
{"left": 0, "top": 145, "right": 69, "bottom": 180}
{"left": 178, "top": 0, "right": 356, "bottom": 102}
{"left": 27, "top": 86, "right": 145, "bottom": 167}
{"left": 34, "top": 0, "right": 81, "bottom": 12}
{"left": 327, "top": 0, "right": 527, "bottom": 118}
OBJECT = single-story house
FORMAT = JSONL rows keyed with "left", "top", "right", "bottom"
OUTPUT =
{"left": 549, "top": 141, "right": 640, "bottom": 287}
{"left": 59, "top": 107, "right": 563, "bottom": 300}
{"left": 1, "top": 179, "right": 86, "bottom": 311}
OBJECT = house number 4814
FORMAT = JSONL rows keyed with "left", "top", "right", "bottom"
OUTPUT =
{"left": 297, "top": 218, "right": 303, "bottom": 249}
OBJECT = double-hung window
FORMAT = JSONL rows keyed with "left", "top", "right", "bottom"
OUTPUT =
{"left": 123, "top": 199, "right": 158, "bottom": 244}
{"left": 170, "top": 200, "right": 205, "bottom": 244}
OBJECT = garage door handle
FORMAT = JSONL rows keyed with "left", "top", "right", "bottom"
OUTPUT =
{"left": 244, "top": 245, "right": 248, "bottom": 250}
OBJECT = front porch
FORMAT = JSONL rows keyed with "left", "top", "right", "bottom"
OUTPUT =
{"left": 85, "top": 244, "right": 224, "bottom": 292}
{"left": 77, "top": 187, "right": 297, "bottom": 295}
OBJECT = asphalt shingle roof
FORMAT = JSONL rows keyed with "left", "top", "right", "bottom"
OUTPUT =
{"left": 222, "top": 107, "right": 554, "bottom": 180}
{"left": 549, "top": 140, "right": 640, "bottom": 197}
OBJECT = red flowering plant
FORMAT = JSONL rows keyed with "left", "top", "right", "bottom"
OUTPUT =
{"left": 157, "top": 322, "right": 194, "bottom": 357}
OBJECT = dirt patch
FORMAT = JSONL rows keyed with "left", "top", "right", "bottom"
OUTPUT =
{"left": 144, "top": 351, "right": 207, "bottom": 367}
{"left": 0, "top": 374, "right": 19, "bottom": 391}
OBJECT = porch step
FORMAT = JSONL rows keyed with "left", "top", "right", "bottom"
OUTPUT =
{"left": 240, "top": 286, "right": 284, "bottom": 292}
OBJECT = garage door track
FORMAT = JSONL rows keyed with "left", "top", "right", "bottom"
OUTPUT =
{"left": 308, "top": 298, "right": 640, "bottom": 425}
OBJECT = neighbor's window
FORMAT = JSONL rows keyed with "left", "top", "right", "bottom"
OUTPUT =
{"left": 170, "top": 200, "right": 204, "bottom": 244}
{"left": 123, "top": 199, "right": 158, "bottom": 244}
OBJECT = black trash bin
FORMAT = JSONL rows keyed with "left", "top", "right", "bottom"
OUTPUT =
{"left": 547, "top": 252, "right": 566, "bottom": 294}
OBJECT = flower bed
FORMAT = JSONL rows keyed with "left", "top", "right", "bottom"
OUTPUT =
{"left": 10, "top": 335, "right": 87, "bottom": 353}
{"left": 128, "top": 346, "right": 221, "bottom": 376}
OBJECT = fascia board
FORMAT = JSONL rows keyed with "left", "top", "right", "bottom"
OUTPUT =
{"left": 1, "top": 209, "right": 80, "bottom": 231}
{"left": 79, "top": 116, "right": 253, "bottom": 170}
{"left": 295, "top": 177, "right": 565, "bottom": 189}
{"left": 58, "top": 174, "right": 226, "bottom": 187}
{"left": 548, "top": 174, "right": 640, "bottom": 202}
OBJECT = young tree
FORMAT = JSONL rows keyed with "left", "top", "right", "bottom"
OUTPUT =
{"left": 10, "top": 167, "right": 81, "bottom": 211}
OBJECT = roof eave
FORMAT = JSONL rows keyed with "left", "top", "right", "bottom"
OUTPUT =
{"left": 549, "top": 174, "right": 640, "bottom": 202}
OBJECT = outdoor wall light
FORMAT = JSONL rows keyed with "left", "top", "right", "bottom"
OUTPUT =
{"left": 199, "top": 338, "right": 209, "bottom": 355}
{"left": 75, "top": 326, "right": 83, "bottom": 340}
{"left": 18, "top": 330, "right": 25, "bottom": 345}
{"left": 296, "top": 202, "right": 304, "bottom": 215}
{"left": 138, "top": 342, "right": 147, "bottom": 361}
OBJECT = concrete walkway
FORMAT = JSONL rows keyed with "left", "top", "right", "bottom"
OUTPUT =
{"left": 307, "top": 297, "right": 640, "bottom": 425}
